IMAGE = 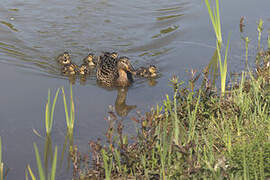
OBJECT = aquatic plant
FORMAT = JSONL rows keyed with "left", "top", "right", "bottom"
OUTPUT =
{"left": 216, "top": 37, "right": 230, "bottom": 95}
{"left": 204, "top": 0, "right": 222, "bottom": 45}
{"left": 257, "top": 18, "right": 263, "bottom": 50}
{"left": 61, "top": 84, "right": 75, "bottom": 135}
{"left": 27, "top": 143, "right": 57, "bottom": 180}
{"left": 45, "top": 89, "right": 60, "bottom": 135}
{"left": 245, "top": 37, "right": 250, "bottom": 67}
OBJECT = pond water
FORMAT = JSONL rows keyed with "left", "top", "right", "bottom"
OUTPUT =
{"left": 0, "top": 0, "right": 269, "bottom": 179}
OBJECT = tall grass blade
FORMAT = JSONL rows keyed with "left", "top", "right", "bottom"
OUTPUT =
{"left": 27, "top": 165, "right": 37, "bottom": 180}
{"left": 216, "top": 35, "right": 230, "bottom": 95}
{"left": 45, "top": 89, "right": 59, "bottom": 134}
{"left": 205, "top": 0, "right": 222, "bottom": 44}
{"left": 33, "top": 143, "right": 45, "bottom": 180}
{"left": 61, "top": 88, "right": 70, "bottom": 130}
{"left": 50, "top": 89, "right": 60, "bottom": 132}
{"left": 61, "top": 84, "right": 75, "bottom": 134}
{"left": 50, "top": 146, "right": 58, "bottom": 180}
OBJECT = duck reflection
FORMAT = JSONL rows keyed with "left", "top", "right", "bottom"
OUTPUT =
{"left": 115, "top": 87, "right": 137, "bottom": 117}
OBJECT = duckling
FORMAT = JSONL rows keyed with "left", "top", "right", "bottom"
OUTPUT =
{"left": 136, "top": 65, "right": 158, "bottom": 78}
{"left": 96, "top": 56, "right": 135, "bottom": 87}
{"left": 61, "top": 63, "right": 79, "bottom": 76}
{"left": 79, "top": 63, "right": 90, "bottom": 75}
{"left": 57, "top": 52, "right": 71, "bottom": 66}
{"left": 83, "top": 53, "right": 96, "bottom": 67}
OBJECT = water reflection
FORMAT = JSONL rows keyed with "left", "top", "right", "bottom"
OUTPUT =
{"left": 115, "top": 87, "right": 136, "bottom": 117}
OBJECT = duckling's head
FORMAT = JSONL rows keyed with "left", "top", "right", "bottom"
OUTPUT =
{"left": 117, "top": 57, "right": 135, "bottom": 73}
{"left": 83, "top": 53, "right": 95, "bottom": 66}
{"left": 148, "top": 65, "right": 157, "bottom": 75}
{"left": 58, "top": 52, "right": 71, "bottom": 65}
{"left": 79, "top": 64, "right": 88, "bottom": 75}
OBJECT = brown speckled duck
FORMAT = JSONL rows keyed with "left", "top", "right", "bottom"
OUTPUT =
{"left": 96, "top": 55, "right": 135, "bottom": 87}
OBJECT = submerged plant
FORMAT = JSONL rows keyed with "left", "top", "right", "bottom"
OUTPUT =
{"left": 27, "top": 143, "right": 57, "bottom": 180}
{"left": 61, "top": 84, "right": 75, "bottom": 135}
{"left": 45, "top": 89, "right": 60, "bottom": 135}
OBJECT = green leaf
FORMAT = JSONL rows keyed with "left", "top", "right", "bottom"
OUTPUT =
{"left": 33, "top": 143, "right": 45, "bottom": 180}
{"left": 50, "top": 146, "right": 58, "bottom": 180}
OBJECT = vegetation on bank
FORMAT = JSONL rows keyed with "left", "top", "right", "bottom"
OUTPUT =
{"left": 69, "top": 46, "right": 270, "bottom": 179}
{"left": 69, "top": 1, "right": 270, "bottom": 179}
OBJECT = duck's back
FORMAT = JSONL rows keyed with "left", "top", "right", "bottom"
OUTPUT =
{"left": 96, "top": 55, "right": 119, "bottom": 86}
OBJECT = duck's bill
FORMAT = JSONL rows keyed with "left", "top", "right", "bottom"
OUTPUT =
{"left": 127, "top": 64, "right": 136, "bottom": 74}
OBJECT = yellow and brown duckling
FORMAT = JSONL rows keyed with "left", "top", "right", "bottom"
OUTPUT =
{"left": 82, "top": 53, "right": 97, "bottom": 67}
{"left": 57, "top": 52, "right": 71, "bottom": 66}
{"left": 96, "top": 55, "right": 135, "bottom": 87}
{"left": 61, "top": 63, "right": 79, "bottom": 76}
{"left": 136, "top": 65, "right": 158, "bottom": 78}
{"left": 79, "top": 63, "right": 90, "bottom": 75}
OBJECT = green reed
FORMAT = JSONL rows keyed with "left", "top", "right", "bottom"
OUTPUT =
{"left": 257, "top": 19, "right": 263, "bottom": 50}
{"left": 245, "top": 37, "right": 250, "bottom": 67}
{"left": 101, "top": 149, "right": 112, "bottom": 180}
{"left": 216, "top": 37, "right": 230, "bottom": 95}
{"left": 61, "top": 84, "right": 75, "bottom": 135}
{"left": 27, "top": 143, "right": 57, "bottom": 180}
{"left": 45, "top": 89, "right": 60, "bottom": 135}
{"left": 205, "top": 0, "right": 222, "bottom": 45}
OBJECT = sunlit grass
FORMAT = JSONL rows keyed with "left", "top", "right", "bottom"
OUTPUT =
{"left": 101, "top": 149, "right": 112, "bottom": 180}
{"left": 257, "top": 18, "right": 263, "bottom": 50}
{"left": 216, "top": 37, "right": 230, "bottom": 95}
{"left": 61, "top": 84, "right": 75, "bottom": 135}
{"left": 45, "top": 89, "right": 60, "bottom": 135}
{"left": 27, "top": 143, "right": 57, "bottom": 180}
{"left": 204, "top": 0, "right": 222, "bottom": 45}
{"left": 245, "top": 37, "right": 250, "bottom": 67}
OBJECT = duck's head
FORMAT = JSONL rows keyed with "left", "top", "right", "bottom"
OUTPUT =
{"left": 102, "top": 51, "right": 119, "bottom": 59}
{"left": 117, "top": 57, "right": 135, "bottom": 73}
{"left": 58, "top": 52, "right": 71, "bottom": 65}
{"left": 83, "top": 53, "right": 95, "bottom": 66}
{"left": 110, "top": 52, "right": 118, "bottom": 59}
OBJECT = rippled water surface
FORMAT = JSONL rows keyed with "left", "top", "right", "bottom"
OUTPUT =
{"left": 0, "top": 0, "right": 269, "bottom": 179}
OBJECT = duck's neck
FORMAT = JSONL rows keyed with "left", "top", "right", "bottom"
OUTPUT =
{"left": 116, "top": 69, "right": 129, "bottom": 87}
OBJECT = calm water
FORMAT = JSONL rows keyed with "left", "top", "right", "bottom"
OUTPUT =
{"left": 0, "top": 0, "right": 269, "bottom": 179}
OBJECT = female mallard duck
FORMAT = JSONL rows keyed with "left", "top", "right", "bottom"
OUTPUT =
{"left": 57, "top": 52, "right": 71, "bottom": 66}
{"left": 96, "top": 56, "right": 135, "bottom": 87}
{"left": 61, "top": 63, "right": 79, "bottom": 76}
{"left": 136, "top": 65, "right": 158, "bottom": 78}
